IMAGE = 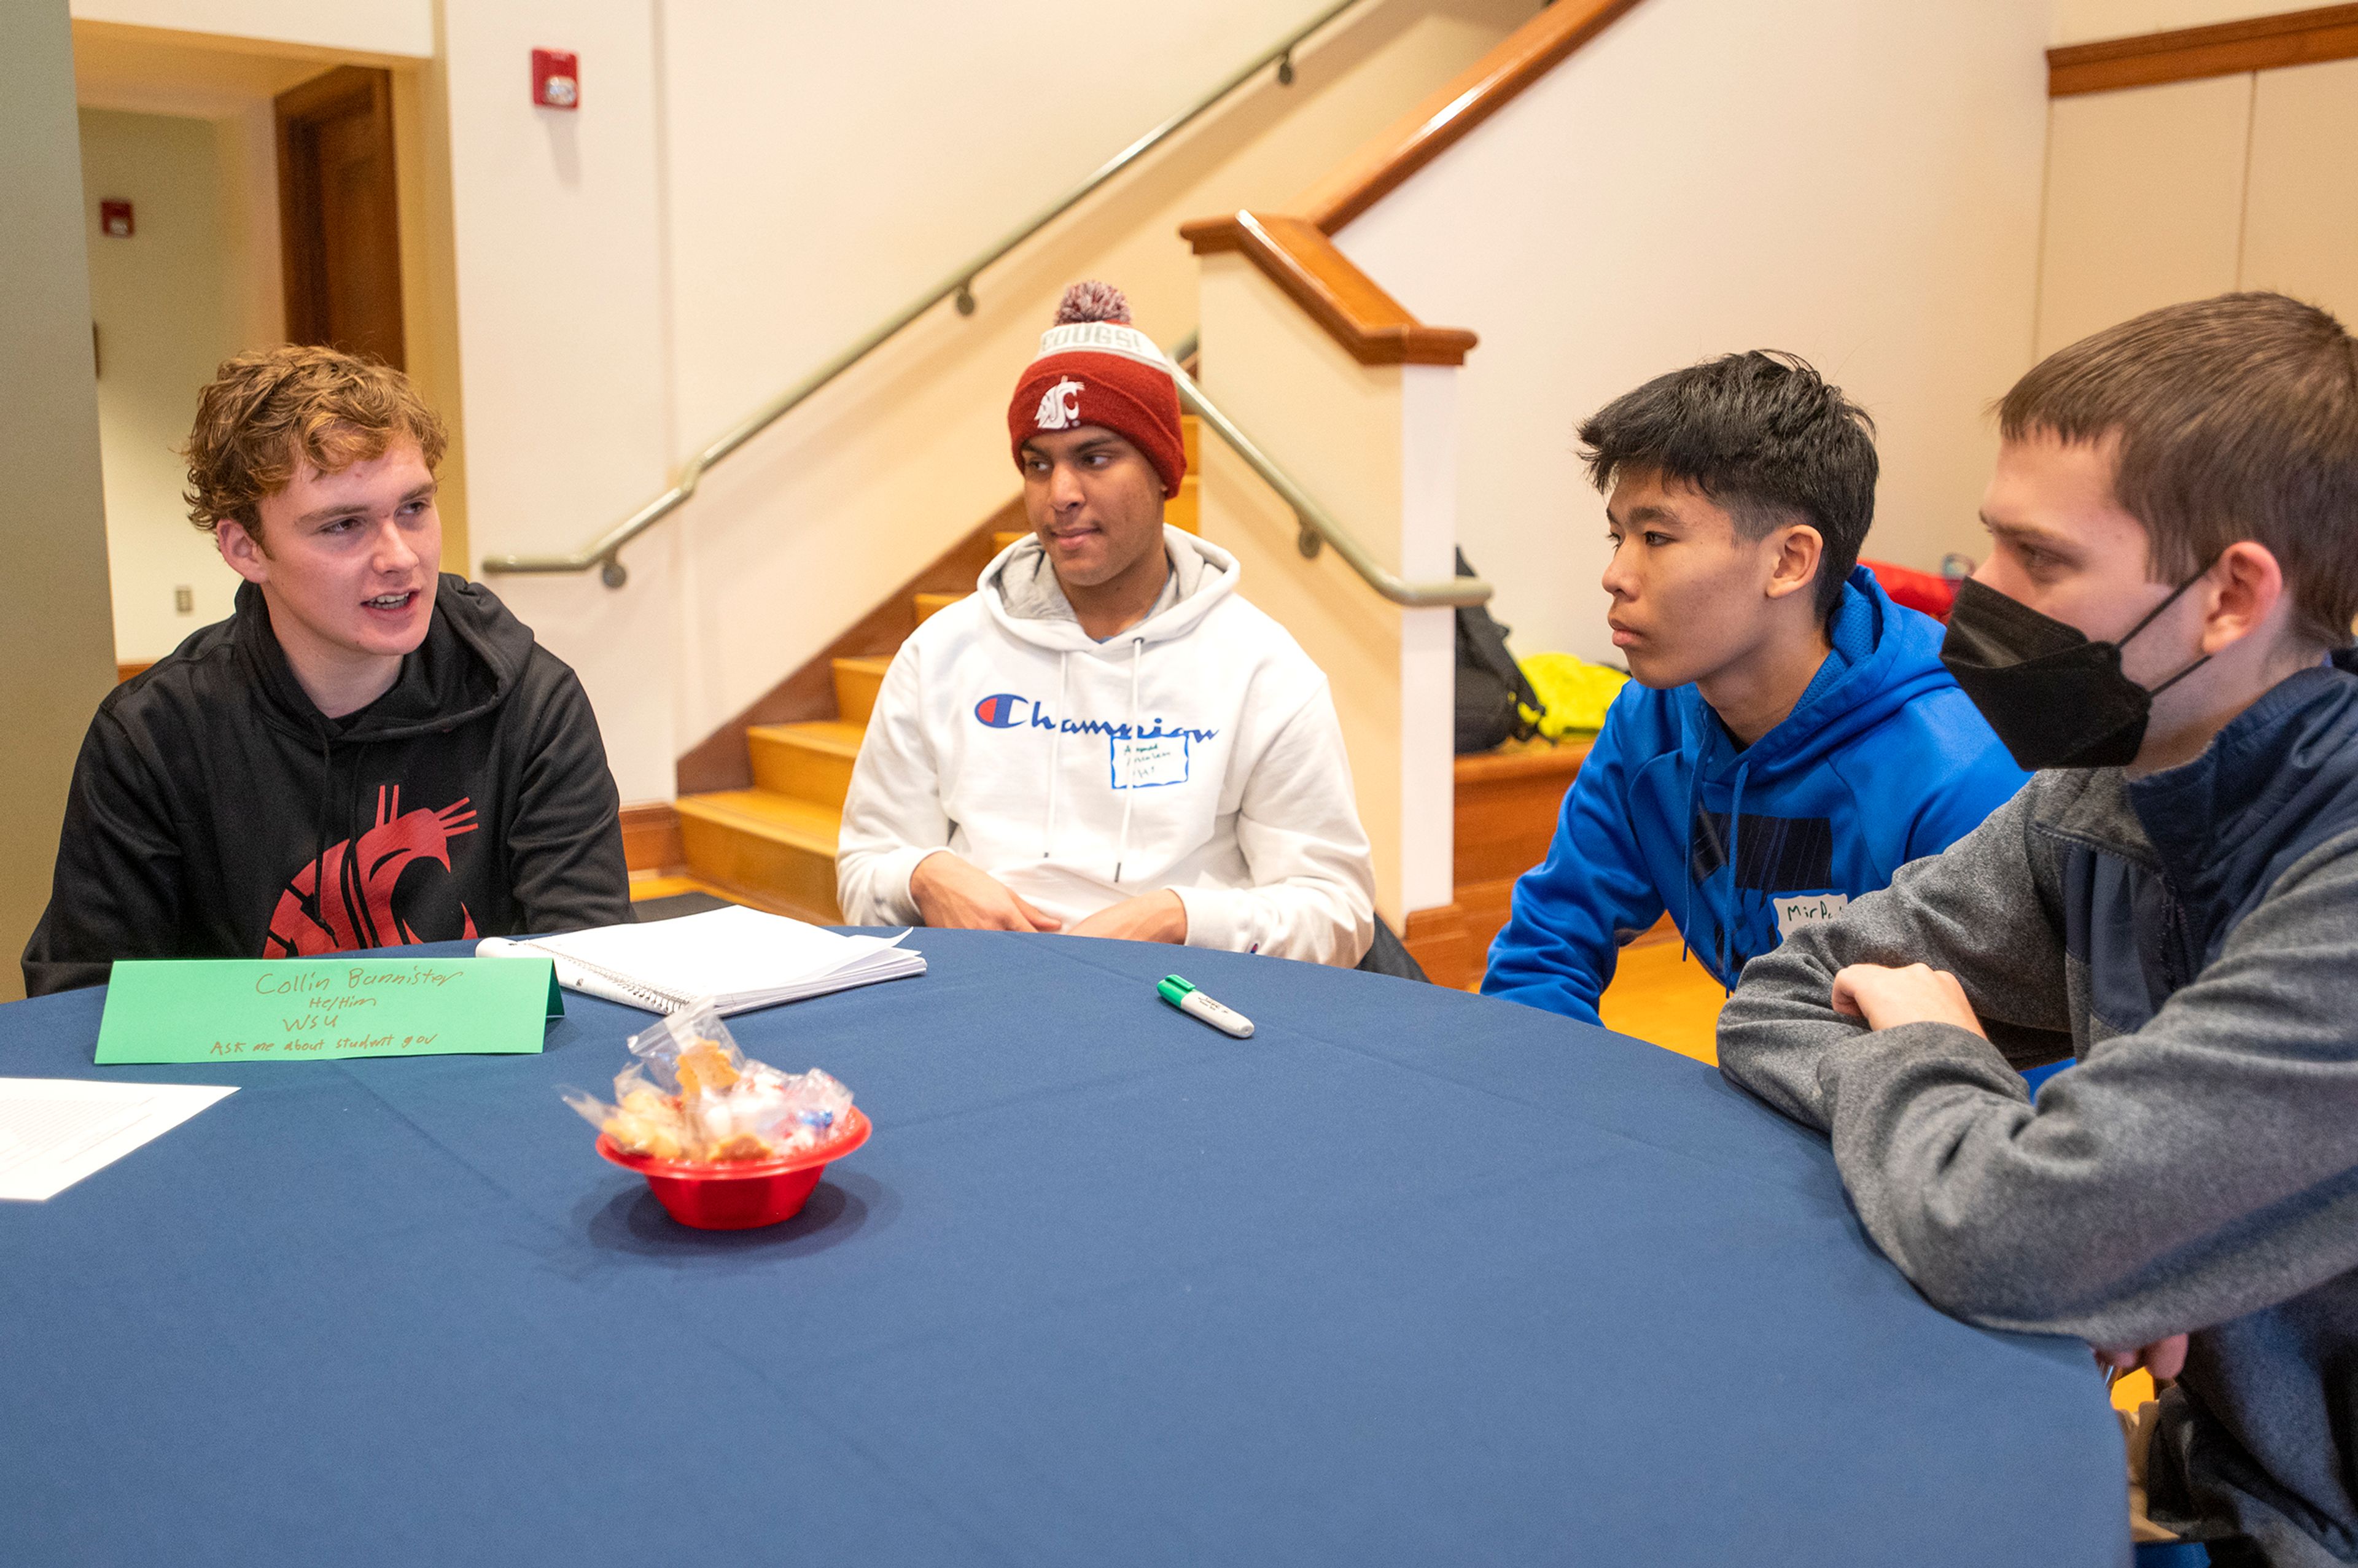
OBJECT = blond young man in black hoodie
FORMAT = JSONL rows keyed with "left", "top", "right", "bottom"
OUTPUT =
{"left": 24, "top": 347, "right": 628, "bottom": 995}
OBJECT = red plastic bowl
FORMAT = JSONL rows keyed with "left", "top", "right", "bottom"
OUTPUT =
{"left": 596, "top": 1106, "right": 871, "bottom": 1230}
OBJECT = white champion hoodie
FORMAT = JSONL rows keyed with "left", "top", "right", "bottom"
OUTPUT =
{"left": 836, "top": 527, "right": 1376, "bottom": 966}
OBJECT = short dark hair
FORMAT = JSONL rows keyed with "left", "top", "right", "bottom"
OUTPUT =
{"left": 1577, "top": 351, "right": 1877, "bottom": 618}
{"left": 1999, "top": 291, "right": 2358, "bottom": 650}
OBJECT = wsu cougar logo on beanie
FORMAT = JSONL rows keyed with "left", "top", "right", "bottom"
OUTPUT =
{"left": 1008, "top": 281, "right": 1186, "bottom": 496}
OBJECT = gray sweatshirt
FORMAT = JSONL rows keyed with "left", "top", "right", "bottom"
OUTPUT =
{"left": 1718, "top": 659, "right": 2358, "bottom": 1567}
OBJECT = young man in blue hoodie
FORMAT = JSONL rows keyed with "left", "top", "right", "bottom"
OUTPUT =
{"left": 1482, "top": 352, "right": 2025, "bottom": 1025}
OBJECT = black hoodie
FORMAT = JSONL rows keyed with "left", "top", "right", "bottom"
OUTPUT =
{"left": 24, "top": 574, "right": 630, "bottom": 995}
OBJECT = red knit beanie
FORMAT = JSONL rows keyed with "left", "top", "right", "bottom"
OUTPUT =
{"left": 1008, "top": 282, "right": 1185, "bottom": 497}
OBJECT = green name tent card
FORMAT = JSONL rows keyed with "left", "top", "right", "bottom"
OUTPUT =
{"left": 95, "top": 957, "right": 563, "bottom": 1065}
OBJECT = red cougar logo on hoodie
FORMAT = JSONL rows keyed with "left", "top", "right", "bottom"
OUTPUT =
{"left": 265, "top": 786, "right": 478, "bottom": 956}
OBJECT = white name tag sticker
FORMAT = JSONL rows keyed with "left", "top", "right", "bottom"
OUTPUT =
{"left": 1111, "top": 734, "right": 1189, "bottom": 790}
{"left": 1774, "top": 893, "right": 1850, "bottom": 938}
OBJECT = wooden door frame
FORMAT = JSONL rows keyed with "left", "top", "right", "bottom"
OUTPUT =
{"left": 275, "top": 64, "right": 405, "bottom": 368}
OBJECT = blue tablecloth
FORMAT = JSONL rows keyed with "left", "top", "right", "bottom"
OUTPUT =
{"left": 0, "top": 933, "right": 2126, "bottom": 1566}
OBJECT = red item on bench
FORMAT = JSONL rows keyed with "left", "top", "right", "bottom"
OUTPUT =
{"left": 1862, "top": 559, "right": 1958, "bottom": 621}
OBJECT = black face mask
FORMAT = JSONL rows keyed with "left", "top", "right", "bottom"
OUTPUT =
{"left": 1939, "top": 572, "right": 2213, "bottom": 770}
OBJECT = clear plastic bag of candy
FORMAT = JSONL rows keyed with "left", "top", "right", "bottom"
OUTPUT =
{"left": 561, "top": 1000, "right": 854, "bottom": 1162}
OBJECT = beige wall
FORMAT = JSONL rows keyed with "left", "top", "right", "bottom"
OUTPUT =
{"left": 2039, "top": 56, "right": 2358, "bottom": 359}
{"left": 79, "top": 107, "right": 243, "bottom": 662}
{"left": 2242, "top": 57, "right": 2358, "bottom": 319}
{"left": 1334, "top": 0, "right": 2054, "bottom": 665}
{"left": 4, "top": 2, "right": 120, "bottom": 1000}
{"left": 2035, "top": 75, "right": 2252, "bottom": 357}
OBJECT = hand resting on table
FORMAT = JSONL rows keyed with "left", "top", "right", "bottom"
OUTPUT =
{"left": 910, "top": 852, "right": 1062, "bottom": 933}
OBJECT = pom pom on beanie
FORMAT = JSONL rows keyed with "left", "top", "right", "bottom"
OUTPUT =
{"left": 1055, "top": 281, "right": 1133, "bottom": 325}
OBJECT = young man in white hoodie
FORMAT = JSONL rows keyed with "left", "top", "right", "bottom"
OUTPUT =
{"left": 835, "top": 283, "right": 1376, "bottom": 966}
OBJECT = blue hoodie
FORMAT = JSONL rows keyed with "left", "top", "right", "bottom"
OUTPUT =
{"left": 1482, "top": 566, "right": 2028, "bottom": 1026}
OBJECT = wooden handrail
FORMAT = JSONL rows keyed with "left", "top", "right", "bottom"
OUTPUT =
{"left": 1175, "top": 0, "right": 1646, "bottom": 382}
{"left": 1180, "top": 211, "right": 1476, "bottom": 366}
{"left": 1298, "top": 0, "right": 1647, "bottom": 233}
{"left": 2048, "top": 4, "right": 2358, "bottom": 96}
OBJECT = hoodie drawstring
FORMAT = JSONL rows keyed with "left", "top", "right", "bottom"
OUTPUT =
{"left": 1719, "top": 760, "right": 1751, "bottom": 996}
{"left": 1113, "top": 637, "right": 1143, "bottom": 883}
{"left": 311, "top": 734, "right": 335, "bottom": 931}
{"left": 1042, "top": 651, "right": 1070, "bottom": 859}
{"left": 1678, "top": 765, "right": 1700, "bottom": 967}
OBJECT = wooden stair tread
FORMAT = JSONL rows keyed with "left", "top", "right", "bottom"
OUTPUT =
{"left": 675, "top": 790, "right": 842, "bottom": 851}
{"left": 913, "top": 591, "right": 967, "bottom": 625}
{"left": 746, "top": 720, "right": 866, "bottom": 756}
{"left": 992, "top": 530, "right": 1028, "bottom": 551}
{"left": 833, "top": 654, "right": 892, "bottom": 675}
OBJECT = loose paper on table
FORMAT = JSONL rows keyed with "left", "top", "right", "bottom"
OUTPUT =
{"left": 94, "top": 957, "right": 562, "bottom": 1065}
{"left": 0, "top": 1078, "right": 236, "bottom": 1201}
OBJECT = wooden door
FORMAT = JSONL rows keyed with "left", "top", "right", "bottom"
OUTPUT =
{"left": 276, "top": 66, "right": 405, "bottom": 369}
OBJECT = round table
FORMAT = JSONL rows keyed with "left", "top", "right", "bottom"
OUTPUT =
{"left": 0, "top": 931, "right": 2125, "bottom": 1565}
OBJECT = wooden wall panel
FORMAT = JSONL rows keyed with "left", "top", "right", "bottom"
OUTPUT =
{"left": 2239, "top": 56, "right": 2358, "bottom": 322}
{"left": 2036, "top": 74, "right": 2255, "bottom": 356}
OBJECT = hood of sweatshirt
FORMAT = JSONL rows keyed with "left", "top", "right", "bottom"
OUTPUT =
{"left": 230, "top": 573, "right": 535, "bottom": 745}
{"left": 1562, "top": 564, "right": 2025, "bottom": 987}
{"left": 979, "top": 526, "right": 1237, "bottom": 656}
{"left": 1673, "top": 566, "right": 1955, "bottom": 786}
{"left": 1671, "top": 567, "right": 1966, "bottom": 975}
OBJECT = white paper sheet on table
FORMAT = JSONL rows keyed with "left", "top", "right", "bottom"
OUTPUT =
{"left": 0, "top": 1078, "right": 236, "bottom": 1201}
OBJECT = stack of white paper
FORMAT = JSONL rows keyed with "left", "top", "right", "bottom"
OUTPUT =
{"left": 478, "top": 904, "right": 925, "bottom": 1016}
{"left": 0, "top": 1078, "right": 237, "bottom": 1201}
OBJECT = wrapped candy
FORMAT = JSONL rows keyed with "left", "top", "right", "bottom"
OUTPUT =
{"left": 562, "top": 1001, "right": 854, "bottom": 1163}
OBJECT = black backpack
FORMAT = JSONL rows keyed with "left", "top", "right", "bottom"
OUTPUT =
{"left": 1453, "top": 549, "right": 1542, "bottom": 753}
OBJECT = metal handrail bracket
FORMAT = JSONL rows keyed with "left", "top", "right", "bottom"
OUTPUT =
{"left": 484, "top": 0, "right": 1372, "bottom": 588}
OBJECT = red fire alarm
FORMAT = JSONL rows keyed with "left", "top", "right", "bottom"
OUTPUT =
{"left": 531, "top": 49, "right": 579, "bottom": 109}
{"left": 99, "top": 199, "right": 134, "bottom": 238}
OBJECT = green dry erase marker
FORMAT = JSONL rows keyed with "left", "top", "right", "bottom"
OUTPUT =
{"left": 1157, "top": 974, "right": 1255, "bottom": 1038}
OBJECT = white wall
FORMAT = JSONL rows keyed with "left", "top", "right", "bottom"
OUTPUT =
{"left": 69, "top": 0, "right": 430, "bottom": 60}
{"left": 79, "top": 107, "right": 244, "bottom": 663}
{"left": 437, "top": 0, "right": 678, "bottom": 802}
{"left": 440, "top": 0, "right": 1527, "bottom": 800}
{"left": 1334, "top": 0, "right": 2053, "bottom": 665}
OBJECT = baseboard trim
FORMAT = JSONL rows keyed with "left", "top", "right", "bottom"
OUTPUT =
{"left": 619, "top": 800, "right": 685, "bottom": 875}
{"left": 1402, "top": 901, "right": 1484, "bottom": 991}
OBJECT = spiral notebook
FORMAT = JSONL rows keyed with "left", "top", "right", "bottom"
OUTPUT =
{"left": 476, "top": 906, "right": 924, "bottom": 1016}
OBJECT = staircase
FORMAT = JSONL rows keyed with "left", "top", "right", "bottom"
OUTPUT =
{"left": 654, "top": 419, "right": 1202, "bottom": 922}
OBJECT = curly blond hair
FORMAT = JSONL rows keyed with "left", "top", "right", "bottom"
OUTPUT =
{"left": 181, "top": 345, "right": 447, "bottom": 535}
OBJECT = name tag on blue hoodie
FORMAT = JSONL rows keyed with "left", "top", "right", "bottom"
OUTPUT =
{"left": 1773, "top": 893, "right": 1850, "bottom": 939}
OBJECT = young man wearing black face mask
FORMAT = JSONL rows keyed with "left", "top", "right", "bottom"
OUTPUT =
{"left": 1716, "top": 293, "right": 2358, "bottom": 1566}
